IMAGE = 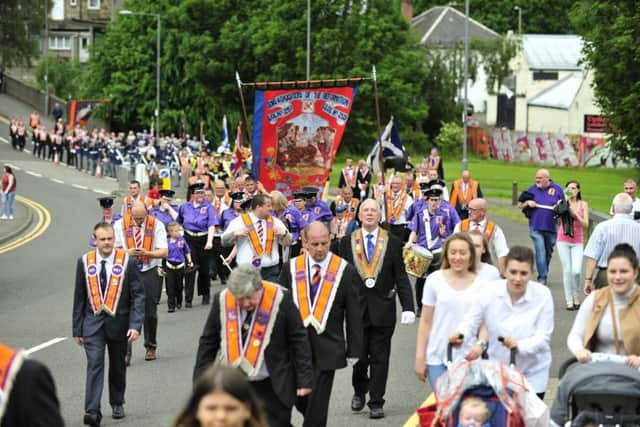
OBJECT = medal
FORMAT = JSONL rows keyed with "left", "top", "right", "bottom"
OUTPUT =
{"left": 252, "top": 258, "right": 261, "bottom": 267}
{"left": 365, "top": 278, "right": 375, "bottom": 288}
{"left": 390, "top": 218, "right": 396, "bottom": 224}
{"left": 252, "top": 339, "right": 260, "bottom": 347}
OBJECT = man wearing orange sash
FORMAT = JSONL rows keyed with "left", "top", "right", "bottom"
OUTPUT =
{"left": 449, "top": 169, "right": 483, "bottom": 220}
{"left": 379, "top": 175, "right": 413, "bottom": 243}
{"left": 221, "top": 194, "right": 292, "bottom": 282}
{"left": 120, "top": 180, "right": 151, "bottom": 217}
{"left": 338, "top": 157, "right": 358, "bottom": 197}
{"left": 114, "top": 201, "right": 168, "bottom": 362}
{"left": 454, "top": 198, "right": 509, "bottom": 274}
{"left": 330, "top": 186, "right": 359, "bottom": 223}
{"left": 194, "top": 264, "right": 313, "bottom": 427}
{"left": 337, "top": 199, "right": 415, "bottom": 419}
{"left": 279, "top": 221, "right": 363, "bottom": 427}
{"left": 73, "top": 223, "right": 144, "bottom": 426}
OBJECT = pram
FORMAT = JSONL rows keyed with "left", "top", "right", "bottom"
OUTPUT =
{"left": 550, "top": 353, "right": 640, "bottom": 427}
{"left": 416, "top": 347, "right": 548, "bottom": 427}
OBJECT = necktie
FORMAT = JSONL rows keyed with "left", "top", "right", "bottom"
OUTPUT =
{"left": 99, "top": 260, "right": 107, "bottom": 294}
{"left": 473, "top": 222, "right": 481, "bottom": 231}
{"left": 257, "top": 220, "right": 264, "bottom": 241}
{"left": 134, "top": 225, "right": 143, "bottom": 248}
{"left": 366, "top": 234, "right": 375, "bottom": 262}
{"left": 310, "top": 264, "right": 322, "bottom": 301}
{"left": 241, "top": 310, "right": 254, "bottom": 345}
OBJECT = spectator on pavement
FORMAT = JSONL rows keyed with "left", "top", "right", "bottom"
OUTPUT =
{"left": 52, "top": 103, "right": 64, "bottom": 122}
{"left": 583, "top": 193, "right": 640, "bottom": 293}
{"left": 1, "top": 165, "right": 16, "bottom": 220}
{"left": 519, "top": 169, "right": 564, "bottom": 285}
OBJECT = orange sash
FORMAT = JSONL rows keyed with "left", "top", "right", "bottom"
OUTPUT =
{"left": 241, "top": 213, "right": 274, "bottom": 260}
{"left": 385, "top": 191, "right": 408, "bottom": 223}
{"left": 83, "top": 249, "right": 128, "bottom": 316}
{"left": 450, "top": 179, "right": 479, "bottom": 207}
{"left": 291, "top": 254, "right": 346, "bottom": 334}
{"left": 342, "top": 168, "right": 356, "bottom": 187}
{"left": 221, "top": 282, "right": 282, "bottom": 377}
{"left": 122, "top": 195, "right": 150, "bottom": 216}
{"left": 460, "top": 219, "right": 496, "bottom": 241}
{"left": 0, "top": 343, "right": 24, "bottom": 420}
{"left": 123, "top": 214, "right": 155, "bottom": 265}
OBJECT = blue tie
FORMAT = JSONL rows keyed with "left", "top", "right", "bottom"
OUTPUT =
{"left": 366, "top": 234, "right": 375, "bottom": 262}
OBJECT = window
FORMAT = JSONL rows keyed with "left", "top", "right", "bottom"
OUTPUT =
{"left": 88, "top": 0, "right": 100, "bottom": 9}
{"left": 49, "top": 36, "right": 71, "bottom": 50}
{"left": 532, "top": 71, "right": 559, "bottom": 81}
{"left": 81, "top": 37, "right": 88, "bottom": 48}
{"left": 70, "top": 0, "right": 77, "bottom": 5}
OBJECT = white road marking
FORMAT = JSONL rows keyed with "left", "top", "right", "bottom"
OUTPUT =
{"left": 23, "top": 149, "right": 31, "bottom": 154}
{"left": 24, "top": 337, "right": 67, "bottom": 355}
{"left": 51, "top": 178, "right": 65, "bottom": 184}
{"left": 0, "top": 136, "right": 9, "bottom": 144}
{"left": 93, "top": 189, "right": 111, "bottom": 195}
{"left": 72, "top": 184, "right": 89, "bottom": 190}
{"left": 26, "top": 171, "right": 43, "bottom": 177}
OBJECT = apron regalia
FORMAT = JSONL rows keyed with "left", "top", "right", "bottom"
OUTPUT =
{"left": 0, "top": 344, "right": 24, "bottom": 421}
{"left": 83, "top": 249, "right": 128, "bottom": 316}
{"left": 290, "top": 254, "right": 347, "bottom": 334}
{"left": 241, "top": 213, "right": 274, "bottom": 267}
{"left": 123, "top": 214, "right": 156, "bottom": 266}
{"left": 350, "top": 229, "right": 388, "bottom": 288}
{"left": 218, "top": 282, "right": 283, "bottom": 377}
{"left": 385, "top": 191, "right": 408, "bottom": 224}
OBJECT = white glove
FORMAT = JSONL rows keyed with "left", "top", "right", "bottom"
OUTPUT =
{"left": 346, "top": 357, "right": 359, "bottom": 367}
{"left": 400, "top": 311, "right": 416, "bottom": 324}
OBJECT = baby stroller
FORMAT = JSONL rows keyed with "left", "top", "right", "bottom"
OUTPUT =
{"left": 550, "top": 353, "right": 640, "bottom": 427}
{"left": 416, "top": 347, "right": 548, "bottom": 427}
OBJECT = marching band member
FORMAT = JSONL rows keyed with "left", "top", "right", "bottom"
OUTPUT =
{"left": 271, "top": 190, "right": 307, "bottom": 261}
{"left": 380, "top": 175, "right": 413, "bottom": 243}
{"left": 89, "top": 196, "right": 122, "bottom": 247}
{"left": 338, "top": 199, "right": 415, "bottom": 420}
{"left": 148, "top": 189, "right": 178, "bottom": 227}
{"left": 300, "top": 187, "right": 333, "bottom": 225}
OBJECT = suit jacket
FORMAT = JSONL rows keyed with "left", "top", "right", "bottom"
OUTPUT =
{"left": 194, "top": 288, "right": 313, "bottom": 408}
{"left": 355, "top": 168, "right": 371, "bottom": 199}
{"left": 1, "top": 359, "right": 64, "bottom": 427}
{"left": 338, "top": 229, "right": 415, "bottom": 327}
{"left": 72, "top": 256, "right": 144, "bottom": 340}
{"left": 279, "top": 258, "right": 363, "bottom": 371}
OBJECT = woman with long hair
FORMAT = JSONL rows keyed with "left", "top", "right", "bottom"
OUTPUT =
{"left": 1, "top": 165, "right": 16, "bottom": 220}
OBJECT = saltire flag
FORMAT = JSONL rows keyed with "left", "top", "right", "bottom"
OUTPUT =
{"left": 218, "top": 115, "right": 230, "bottom": 154}
{"left": 366, "top": 117, "right": 406, "bottom": 175}
{"left": 67, "top": 100, "right": 101, "bottom": 130}
{"left": 233, "top": 123, "right": 244, "bottom": 177}
{"left": 252, "top": 86, "right": 359, "bottom": 196}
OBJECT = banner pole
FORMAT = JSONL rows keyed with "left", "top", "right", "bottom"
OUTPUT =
{"left": 372, "top": 65, "right": 388, "bottom": 221}
{"left": 236, "top": 72, "right": 252, "bottom": 147}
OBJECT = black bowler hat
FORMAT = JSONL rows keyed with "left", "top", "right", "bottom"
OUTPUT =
{"left": 424, "top": 187, "right": 443, "bottom": 198}
{"left": 230, "top": 192, "right": 245, "bottom": 202}
{"left": 292, "top": 191, "right": 306, "bottom": 201}
{"left": 189, "top": 182, "right": 206, "bottom": 193}
{"left": 98, "top": 196, "right": 115, "bottom": 209}
{"left": 159, "top": 189, "right": 175, "bottom": 200}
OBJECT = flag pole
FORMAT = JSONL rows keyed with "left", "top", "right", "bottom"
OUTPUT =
{"left": 236, "top": 72, "right": 252, "bottom": 147}
{"left": 372, "top": 65, "right": 388, "bottom": 222}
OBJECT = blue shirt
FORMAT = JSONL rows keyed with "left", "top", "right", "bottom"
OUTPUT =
{"left": 277, "top": 207, "right": 307, "bottom": 241}
{"left": 301, "top": 200, "right": 333, "bottom": 223}
{"left": 178, "top": 201, "right": 218, "bottom": 232}
{"left": 167, "top": 236, "right": 191, "bottom": 263}
{"left": 526, "top": 181, "right": 564, "bottom": 232}
{"left": 149, "top": 204, "right": 177, "bottom": 226}
{"left": 219, "top": 207, "right": 240, "bottom": 231}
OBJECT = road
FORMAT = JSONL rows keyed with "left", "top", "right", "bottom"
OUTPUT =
{"left": 0, "top": 120, "right": 575, "bottom": 426}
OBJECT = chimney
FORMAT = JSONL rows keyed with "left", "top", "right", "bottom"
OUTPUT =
{"left": 401, "top": 0, "right": 413, "bottom": 23}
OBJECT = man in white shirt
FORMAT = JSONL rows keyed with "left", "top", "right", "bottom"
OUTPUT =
{"left": 379, "top": 175, "right": 413, "bottom": 243}
{"left": 114, "top": 201, "right": 168, "bottom": 362}
{"left": 609, "top": 178, "right": 640, "bottom": 220}
{"left": 221, "top": 194, "right": 292, "bottom": 282}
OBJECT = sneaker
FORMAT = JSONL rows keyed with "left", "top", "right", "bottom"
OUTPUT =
{"left": 0, "top": 215, "right": 7, "bottom": 219}
{"left": 9, "top": 215, "right": 14, "bottom": 220}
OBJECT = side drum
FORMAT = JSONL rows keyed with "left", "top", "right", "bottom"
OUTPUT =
{"left": 403, "top": 245, "right": 433, "bottom": 277}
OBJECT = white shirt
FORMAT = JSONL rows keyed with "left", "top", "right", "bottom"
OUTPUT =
{"left": 380, "top": 192, "right": 413, "bottom": 224}
{"left": 422, "top": 270, "right": 486, "bottom": 365}
{"left": 114, "top": 217, "right": 168, "bottom": 272}
{"left": 95, "top": 250, "right": 115, "bottom": 274}
{"left": 222, "top": 213, "right": 287, "bottom": 267}
{"left": 477, "top": 263, "right": 500, "bottom": 282}
{"left": 454, "top": 218, "right": 509, "bottom": 258}
{"left": 362, "top": 227, "right": 379, "bottom": 261}
{"left": 457, "top": 279, "right": 554, "bottom": 393}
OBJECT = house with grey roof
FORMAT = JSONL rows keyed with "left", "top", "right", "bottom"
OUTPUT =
{"left": 486, "top": 34, "right": 603, "bottom": 136}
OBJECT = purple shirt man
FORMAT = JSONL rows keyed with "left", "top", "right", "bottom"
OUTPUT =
{"left": 178, "top": 201, "right": 218, "bottom": 232}
{"left": 167, "top": 236, "right": 191, "bottom": 264}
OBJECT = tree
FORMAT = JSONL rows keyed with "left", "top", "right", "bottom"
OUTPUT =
{"left": 0, "top": 0, "right": 50, "bottom": 69}
{"left": 571, "top": 1, "right": 640, "bottom": 162}
{"left": 35, "top": 57, "right": 84, "bottom": 100}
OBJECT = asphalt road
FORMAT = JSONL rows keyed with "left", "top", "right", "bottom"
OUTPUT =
{"left": 0, "top": 122, "right": 575, "bottom": 427}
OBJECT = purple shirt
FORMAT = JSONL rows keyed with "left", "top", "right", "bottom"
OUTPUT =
{"left": 276, "top": 206, "right": 307, "bottom": 241}
{"left": 408, "top": 205, "right": 457, "bottom": 251}
{"left": 149, "top": 204, "right": 177, "bottom": 226}
{"left": 527, "top": 182, "right": 564, "bottom": 232}
{"left": 219, "top": 207, "right": 240, "bottom": 231}
{"left": 301, "top": 200, "right": 333, "bottom": 223}
{"left": 178, "top": 201, "right": 218, "bottom": 232}
{"left": 167, "top": 236, "right": 191, "bottom": 263}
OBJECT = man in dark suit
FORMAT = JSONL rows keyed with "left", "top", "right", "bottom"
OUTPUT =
{"left": 0, "top": 343, "right": 64, "bottom": 427}
{"left": 73, "top": 222, "right": 144, "bottom": 427}
{"left": 355, "top": 159, "right": 372, "bottom": 199}
{"left": 279, "top": 221, "right": 363, "bottom": 427}
{"left": 194, "top": 264, "right": 313, "bottom": 427}
{"left": 338, "top": 198, "right": 415, "bottom": 419}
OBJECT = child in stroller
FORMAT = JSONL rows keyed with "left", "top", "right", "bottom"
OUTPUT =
{"left": 458, "top": 398, "right": 491, "bottom": 427}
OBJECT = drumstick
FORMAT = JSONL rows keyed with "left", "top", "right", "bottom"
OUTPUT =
{"left": 220, "top": 255, "right": 232, "bottom": 272}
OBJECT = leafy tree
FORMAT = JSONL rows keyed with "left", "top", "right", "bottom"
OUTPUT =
{"left": 472, "top": 35, "right": 519, "bottom": 94}
{"left": 0, "top": 0, "right": 50, "bottom": 69}
{"left": 434, "top": 120, "right": 463, "bottom": 157}
{"left": 35, "top": 57, "right": 84, "bottom": 100}
{"left": 571, "top": 1, "right": 640, "bottom": 162}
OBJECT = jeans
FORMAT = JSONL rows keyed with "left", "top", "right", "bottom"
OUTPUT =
{"left": 529, "top": 229, "right": 557, "bottom": 282}
{"left": 2, "top": 191, "right": 15, "bottom": 216}
{"left": 427, "top": 364, "right": 447, "bottom": 390}
{"left": 556, "top": 241, "right": 583, "bottom": 304}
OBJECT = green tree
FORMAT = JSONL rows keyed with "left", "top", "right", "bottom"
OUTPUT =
{"left": 35, "top": 57, "right": 84, "bottom": 100}
{"left": 571, "top": 1, "right": 640, "bottom": 162}
{"left": 0, "top": 0, "right": 50, "bottom": 68}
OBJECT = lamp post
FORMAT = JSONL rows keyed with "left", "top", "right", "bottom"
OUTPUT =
{"left": 514, "top": 5, "right": 522, "bottom": 36}
{"left": 44, "top": 0, "right": 49, "bottom": 116}
{"left": 306, "top": 0, "right": 311, "bottom": 81}
{"left": 461, "top": 0, "right": 469, "bottom": 171}
{"left": 119, "top": 9, "right": 161, "bottom": 139}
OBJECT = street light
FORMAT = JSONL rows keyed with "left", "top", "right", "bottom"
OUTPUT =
{"left": 461, "top": 0, "right": 469, "bottom": 172}
{"left": 119, "top": 9, "right": 161, "bottom": 139}
{"left": 44, "top": 0, "right": 49, "bottom": 116}
{"left": 514, "top": 5, "right": 522, "bottom": 36}
{"left": 306, "top": 0, "right": 311, "bottom": 81}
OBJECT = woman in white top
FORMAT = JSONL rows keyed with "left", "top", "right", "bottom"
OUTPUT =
{"left": 449, "top": 246, "right": 554, "bottom": 399}
{"left": 567, "top": 243, "right": 640, "bottom": 368}
{"left": 415, "top": 233, "right": 485, "bottom": 388}
{"left": 468, "top": 230, "right": 501, "bottom": 282}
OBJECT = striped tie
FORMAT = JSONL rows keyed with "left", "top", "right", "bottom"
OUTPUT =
{"left": 310, "top": 264, "right": 321, "bottom": 301}
{"left": 134, "top": 226, "right": 143, "bottom": 248}
{"left": 257, "top": 220, "right": 264, "bottom": 241}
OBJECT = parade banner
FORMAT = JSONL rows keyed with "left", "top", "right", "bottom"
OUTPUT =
{"left": 68, "top": 99, "right": 103, "bottom": 129}
{"left": 252, "top": 86, "right": 358, "bottom": 195}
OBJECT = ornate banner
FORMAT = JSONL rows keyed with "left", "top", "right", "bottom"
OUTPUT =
{"left": 252, "top": 86, "right": 358, "bottom": 195}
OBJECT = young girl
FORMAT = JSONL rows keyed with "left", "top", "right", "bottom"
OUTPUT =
{"left": 161, "top": 222, "right": 193, "bottom": 312}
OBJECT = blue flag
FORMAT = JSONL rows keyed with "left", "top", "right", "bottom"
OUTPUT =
{"left": 366, "top": 118, "right": 405, "bottom": 175}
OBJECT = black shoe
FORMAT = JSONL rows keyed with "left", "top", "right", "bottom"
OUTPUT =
{"left": 124, "top": 354, "right": 131, "bottom": 367}
{"left": 369, "top": 407, "right": 385, "bottom": 419}
{"left": 112, "top": 404, "right": 125, "bottom": 419}
{"left": 168, "top": 307, "right": 175, "bottom": 313}
{"left": 202, "top": 294, "right": 210, "bottom": 305}
{"left": 83, "top": 412, "right": 101, "bottom": 426}
{"left": 185, "top": 302, "right": 192, "bottom": 308}
{"left": 351, "top": 394, "right": 365, "bottom": 412}
{"left": 176, "top": 303, "right": 182, "bottom": 309}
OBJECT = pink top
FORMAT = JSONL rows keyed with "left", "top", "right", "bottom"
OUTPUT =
{"left": 557, "top": 200, "right": 584, "bottom": 243}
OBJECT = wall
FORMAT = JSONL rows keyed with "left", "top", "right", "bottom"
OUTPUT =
{"left": 528, "top": 106, "right": 569, "bottom": 134}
